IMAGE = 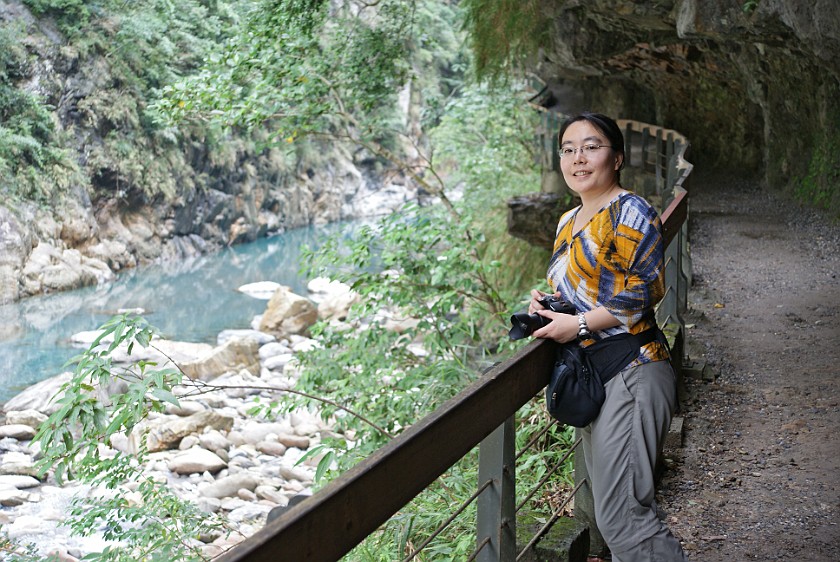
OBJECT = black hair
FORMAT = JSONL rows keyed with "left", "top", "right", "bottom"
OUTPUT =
{"left": 558, "top": 112, "right": 626, "bottom": 180}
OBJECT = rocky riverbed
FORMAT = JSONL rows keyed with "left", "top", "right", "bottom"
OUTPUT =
{"left": 0, "top": 277, "right": 367, "bottom": 559}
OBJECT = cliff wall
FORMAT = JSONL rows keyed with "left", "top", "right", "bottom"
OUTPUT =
{"left": 535, "top": 0, "right": 839, "bottom": 204}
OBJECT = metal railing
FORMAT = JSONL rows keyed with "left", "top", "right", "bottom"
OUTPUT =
{"left": 216, "top": 120, "right": 692, "bottom": 562}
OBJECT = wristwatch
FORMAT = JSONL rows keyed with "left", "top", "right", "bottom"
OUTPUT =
{"left": 577, "top": 312, "right": 591, "bottom": 339}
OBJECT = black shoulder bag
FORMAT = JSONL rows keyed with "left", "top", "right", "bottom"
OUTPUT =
{"left": 545, "top": 329, "right": 660, "bottom": 427}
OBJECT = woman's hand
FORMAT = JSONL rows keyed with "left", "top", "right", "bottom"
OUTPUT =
{"left": 532, "top": 310, "right": 578, "bottom": 343}
{"left": 529, "top": 289, "right": 578, "bottom": 343}
{"left": 528, "top": 289, "right": 564, "bottom": 314}
{"left": 528, "top": 289, "right": 547, "bottom": 314}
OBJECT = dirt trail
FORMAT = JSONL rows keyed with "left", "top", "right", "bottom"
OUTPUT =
{"left": 656, "top": 173, "right": 840, "bottom": 561}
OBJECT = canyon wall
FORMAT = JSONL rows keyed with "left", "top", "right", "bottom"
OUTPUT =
{"left": 535, "top": 0, "right": 839, "bottom": 203}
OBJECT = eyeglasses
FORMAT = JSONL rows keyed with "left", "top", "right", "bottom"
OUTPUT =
{"left": 558, "top": 144, "right": 611, "bottom": 158}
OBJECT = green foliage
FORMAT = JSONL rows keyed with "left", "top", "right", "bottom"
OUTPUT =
{"left": 154, "top": 0, "right": 412, "bottom": 150}
{"left": 21, "top": 0, "right": 232, "bottom": 80}
{"left": 742, "top": 0, "right": 760, "bottom": 14}
{"left": 274, "top": 81, "right": 563, "bottom": 557}
{"left": 20, "top": 0, "right": 96, "bottom": 34}
{"left": 430, "top": 83, "right": 551, "bottom": 297}
{"left": 0, "top": 24, "right": 81, "bottom": 203}
{"left": 74, "top": 0, "right": 243, "bottom": 200}
{"left": 408, "top": 1, "right": 470, "bottom": 129}
{"left": 292, "top": 206, "right": 505, "bottom": 465}
{"left": 341, "top": 403, "right": 575, "bottom": 561}
{"left": 796, "top": 130, "right": 840, "bottom": 216}
{"left": 460, "top": 0, "right": 555, "bottom": 81}
{"left": 431, "top": 84, "right": 539, "bottom": 196}
{"left": 9, "top": 0, "right": 247, "bottom": 202}
{"left": 34, "top": 314, "right": 176, "bottom": 484}
{"left": 28, "top": 314, "right": 227, "bottom": 561}
{"left": 64, "top": 478, "right": 220, "bottom": 562}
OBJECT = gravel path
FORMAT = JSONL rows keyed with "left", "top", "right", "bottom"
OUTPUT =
{"left": 657, "top": 172, "right": 840, "bottom": 561}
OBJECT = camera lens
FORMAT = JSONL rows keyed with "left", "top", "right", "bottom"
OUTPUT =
{"left": 508, "top": 311, "right": 549, "bottom": 340}
{"left": 508, "top": 297, "right": 576, "bottom": 340}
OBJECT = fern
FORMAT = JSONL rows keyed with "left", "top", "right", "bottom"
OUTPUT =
{"left": 460, "top": 0, "right": 555, "bottom": 81}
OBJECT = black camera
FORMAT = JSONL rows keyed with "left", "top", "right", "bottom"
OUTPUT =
{"left": 508, "top": 295, "right": 576, "bottom": 341}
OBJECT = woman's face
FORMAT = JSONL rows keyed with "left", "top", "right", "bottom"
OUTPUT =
{"left": 559, "top": 120, "right": 623, "bottom": 196}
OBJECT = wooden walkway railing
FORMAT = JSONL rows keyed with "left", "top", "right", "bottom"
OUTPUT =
{"left": 217, "top": 120, "right": 692, "bottom": 562}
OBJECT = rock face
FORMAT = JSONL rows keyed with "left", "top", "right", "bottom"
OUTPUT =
{"left": 507, "top": 193, "right": 574, "bottom": 250}
{"left": 0, "top": 206, "right": 33, "bottom": 304}
{"left": 534, "top": 0, "right": 840, "bottom": 207}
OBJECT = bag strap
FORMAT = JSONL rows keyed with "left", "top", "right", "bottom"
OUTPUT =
{"left": 630, "top": 327, "right": 659, "bottom": 348}
{"left": 584, "top": 327, "right": 662, "bottom": 386}
{"left": 586, "top": 326, "right": 658, "bottom": 353}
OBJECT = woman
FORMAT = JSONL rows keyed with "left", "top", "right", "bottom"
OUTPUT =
{"left": 530, "top": 112, "right": 688, "bottom": 562}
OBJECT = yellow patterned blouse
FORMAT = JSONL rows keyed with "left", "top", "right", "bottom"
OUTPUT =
{"left": 546, "top": 192, "right": 670, "bottom": 364}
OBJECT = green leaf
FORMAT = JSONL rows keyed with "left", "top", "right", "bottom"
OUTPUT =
{"left": 150, "top": 387, "right": 180, "bottom": 407}
{"left": 314, "top": 450, "right": 336, "bottom": 483}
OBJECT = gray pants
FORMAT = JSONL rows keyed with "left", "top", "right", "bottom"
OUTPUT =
{"left": 581, "top": 360, "right": 688, "bottom": 562}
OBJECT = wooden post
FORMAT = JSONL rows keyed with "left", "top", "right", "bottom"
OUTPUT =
{"left": 477, "top": 417, "right": 517, "bottom": 562}
{"left": 655, "top": 128, "right": 663, "bottom": 196}
{"left": 665, "top": 133, "right": 675, "bottom": 192}
{"left": 573, "top": 429, "right": 606, "bottom": 558}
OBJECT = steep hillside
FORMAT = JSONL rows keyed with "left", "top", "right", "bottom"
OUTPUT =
{"left": 0, "top": 0, "right": 417, "bottom": 303}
